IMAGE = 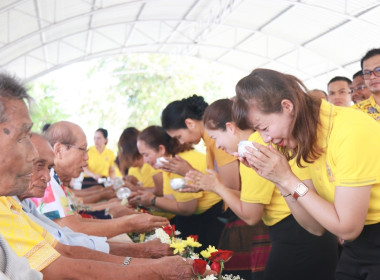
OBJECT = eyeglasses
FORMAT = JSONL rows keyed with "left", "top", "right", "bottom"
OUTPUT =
{"left": 362, "top": 67, "right": 380, "bottom": 80}
{"left": 64, "top": 144, "right": 89, "bottom": 155}
{"left": 349, "top": 84, "right": 367, "bottom": 94}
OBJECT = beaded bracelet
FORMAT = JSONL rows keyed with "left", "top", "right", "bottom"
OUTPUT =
{"left": 151, "top": 195, "right": 157, "bottom": 206}
{"left": 123, "top": 256, "right": 132, "bottom": 266}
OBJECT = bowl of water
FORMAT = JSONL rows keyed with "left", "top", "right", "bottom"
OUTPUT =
{"left": 116, "top": 187, "right": 131, "bottom": 200}
{"left": 238, "top": 141, "right": 257, "bottom": 157}
{"left": 170, "top": 178, "right": 186, "bottom": 190}
{"left": 156, "top": 157, "right": 169, "bottom": 167}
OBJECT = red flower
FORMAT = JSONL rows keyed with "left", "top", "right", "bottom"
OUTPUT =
{"left": 209, "top": 250, "right": 233, "bottom": 263}
{"left": 188, "top": 235, "right": 198, "bottom": 241}
{"left": 210, "top": 262, "right": 221, "bottom": 274}
{"left": 162, "top": 225, "right": 175, "bottom": 237}
{"left": 192, "top": 259, "right": 207, "bottom": 276}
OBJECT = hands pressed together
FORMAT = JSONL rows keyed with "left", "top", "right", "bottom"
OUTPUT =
{"left": 238, "top": 142, "right": 294, "bottom": 188}
{"left": 159, "top": 156, "right": 195, "bottom": 177}
{"left": 184, "top": 169, "right": 223, "bottom": 193}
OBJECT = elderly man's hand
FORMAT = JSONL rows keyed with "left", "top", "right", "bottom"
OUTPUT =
{"left": 154, "top": 256, "right": 217, "bottom": 280}
{"left": 124, "top": 213, "right": 169, "bottom": 233}
{"left": 140, "top": 239, "right": 173, "bottom": 258}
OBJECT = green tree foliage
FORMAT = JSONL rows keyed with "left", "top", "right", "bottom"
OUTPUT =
{"left": 83, "top": 54, "right": 226, "bottom": 131}
{"left": 28, "top": 80, "right": 69, "bottom": 133}
{"left": 26, "top": 54, "right": 241, "bottom": 150}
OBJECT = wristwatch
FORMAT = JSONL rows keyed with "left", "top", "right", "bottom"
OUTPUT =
{"left": 292, "top": 183, "right": 309, "bottom": 200}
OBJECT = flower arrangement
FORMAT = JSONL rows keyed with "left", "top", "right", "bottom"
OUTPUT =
{"left": 145, "top": 225, "right": 244, "bottom": 280}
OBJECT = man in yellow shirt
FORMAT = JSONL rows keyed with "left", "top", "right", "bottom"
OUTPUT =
{"left": 352, "top": 48, "right": 380, "bottom": 122}
{"left": 0, "top": 73, "right": 215, "bottom": 280}
{"left": 327, "top": 76, "right": 352, "bottom": 107}
{"left": 350, "top": 71, "right": 371, "bottom": 104}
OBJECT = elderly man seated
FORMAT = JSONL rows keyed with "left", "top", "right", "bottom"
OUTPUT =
{"left": 18, "top": 132, "right": 171, "bottom": 258}
{"left": 31, "top": 120, "right": 169, "bottom": 238}
{"left": 0, "top": 73, "right": 213, "bottom": 279}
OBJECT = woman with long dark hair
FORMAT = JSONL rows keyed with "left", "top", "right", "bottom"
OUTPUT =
{"left": 235, "top": 68, "right": 380, "bottom": 280}
{"left": 186, "top": 98, "right": 338, "bottom": 280}
{"left": 130, "top": 126, "right": 224, "bottom": 248}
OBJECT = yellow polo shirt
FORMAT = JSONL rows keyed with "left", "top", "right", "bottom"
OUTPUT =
{"left": 128, "top": 163, "right": 157, "bottom": 188}
{"left": 310, "top": 100, "right": 380, "bottom": 225}
{"left": 86, "top": 146, "right": 116, "bottom": 177}
{"left": 351, "top": 95, "right": 380, "bottom": 123}
{"left": 163, "top": 150, "right": 222, "bottom": 214}
{"left": 240, "top": 132, "right": 310, "bottom": 226}
{"left": 203, "top": 131, "right": 237, "bottom": 171}
{"left": 0, "top": 197, "right": 60, "bottom": 271}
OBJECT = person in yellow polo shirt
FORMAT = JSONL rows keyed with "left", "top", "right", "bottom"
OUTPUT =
{"left": 234, "top": 68, "right": 380, "bottom": 280}
{"left": 161, "top": 95, "right": 240, "bottom": 190}
{"left": 186, "top": 99, "right": 338, "bottom": 280}
{"left": 0, "top": 73, "right": 207, "bottom": 280}
{"left": 130, "top": 126, "right": 224, "bottom": 249}
{"left": 352, "top": 48, "right": 380, "bottom": 123}
{"left": 83, "top": 128, "right": 118, "bottom": 188}
{"left": 118, "top": 127, "right": 163, "bottom": 196}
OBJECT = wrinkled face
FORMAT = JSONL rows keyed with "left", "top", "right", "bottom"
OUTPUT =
{"left": 350, "top": 75, "right": 371, "bottom": 104}
{"left": 56, "top": 126, "right": 89, "bottom": 179}
{"left": 206, "top": 127, "right": 238, "bottom": 155}
{"left": 363, "top": 54, "right": 380, "bottom": 95}
{"left": 136, "top": 140, "right": 164, "bottom": 167}
{"left": 327, "top": 81, "right": 352, "bottom": 107}
{"left": 0, "top": 98, "right": 38, "bottom": 196}
{"left": 21, "top": 136, "right": 54, "bottom": 199}
{"left": 247, "top": 101, "right": 296, "bottom": 149}
{"left": 94, "top": 131, "right": 106, "bottom": 148}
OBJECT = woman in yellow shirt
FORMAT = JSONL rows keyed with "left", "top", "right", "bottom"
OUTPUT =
{"left": 83, "top": 128, "right": 116, "bottom": 188}
{"left": 186, "top": 99, "right": 338, "bottom": 280}
{"left": 130, "top": 125, "right": 223, "bottom": 249}
{"left": 161, "top": 95, "right": 240, "bottom": 191}
{"left": 234, "top": 68, "right": 380, "bottom": 280}
{"left": 118, "top": 127, "right": 163, "bottom": 196}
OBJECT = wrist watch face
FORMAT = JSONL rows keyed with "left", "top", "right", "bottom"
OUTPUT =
{"left": 296, "top": 183, "right": 308, "bottom": 196}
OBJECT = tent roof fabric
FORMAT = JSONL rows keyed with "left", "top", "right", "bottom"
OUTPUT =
{"left": 1, "top": 0, "right": 379, "bottom": 87}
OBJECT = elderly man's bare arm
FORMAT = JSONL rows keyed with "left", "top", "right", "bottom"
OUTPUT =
{"left": 54, "top": 213, "right": 169, "bottom": 238}
{"left": 41, "top": 255, "right": 215, "bottom": 280}
{"left": 108, "top": 239, "right": 173, "bottom": 258}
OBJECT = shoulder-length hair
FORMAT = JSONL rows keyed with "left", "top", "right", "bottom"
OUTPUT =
{"left": 235, "top": 68, "right": 322, "bottom": 166}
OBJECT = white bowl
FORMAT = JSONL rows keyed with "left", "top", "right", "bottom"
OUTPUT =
{"left": 116, "top": 187, "right": 131, "bottom": 199}
{"left": 156, "top": 157, "right": 169, "bottom": 167}
{"left": 170, "top": 178, "right": 186, "bottom": 190}
{"left": 238, "top": 141, "right": 257, "bottom": 157}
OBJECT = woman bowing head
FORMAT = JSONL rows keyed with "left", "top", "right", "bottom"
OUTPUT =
{"left": 235, "top": 68, "right": 380, "bottom": 280}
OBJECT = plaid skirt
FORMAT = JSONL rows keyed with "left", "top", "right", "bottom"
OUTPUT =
{"left": 218, "top": 210, "right": 271, "bottom": 280}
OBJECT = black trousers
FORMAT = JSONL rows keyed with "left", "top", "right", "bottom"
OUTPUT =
{"left": 173, "top": 200, "right": 224, "bottom": 250}
{"left": 81, "top": 177, "right": 102, "bottom": 189}
{"left": 336, "top": 222, "right": 380, "bottom": 280}
{"left": 265, "top": 215, "right": 338, "bottom": 280}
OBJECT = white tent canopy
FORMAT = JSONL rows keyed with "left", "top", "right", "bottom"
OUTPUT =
{"left": 0, "top": 0, "right": 379, "bottom": 88}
